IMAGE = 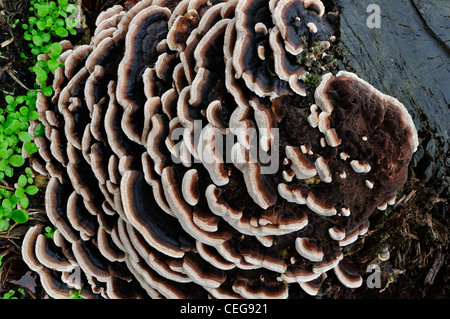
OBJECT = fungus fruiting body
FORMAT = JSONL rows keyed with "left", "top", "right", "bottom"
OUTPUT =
{"left": 22, "top": 0, "right": 418, "bottom": 299}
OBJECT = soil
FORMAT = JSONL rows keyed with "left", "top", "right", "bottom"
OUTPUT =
{"left": 0, "top": 0, "right": 448, "bottom": 299}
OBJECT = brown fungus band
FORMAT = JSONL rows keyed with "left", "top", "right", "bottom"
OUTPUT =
{"left": 22, "top": 0, "right": 418, "bottom": 299}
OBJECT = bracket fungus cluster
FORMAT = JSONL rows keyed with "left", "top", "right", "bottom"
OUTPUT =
{"left": 21, "top": 0, "right": 418, "bottom": 299}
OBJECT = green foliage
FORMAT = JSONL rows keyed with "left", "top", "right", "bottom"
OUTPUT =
{"left": 12, "top": 19, "right": 20, "bottom": 29}
{"left": 44, "top": 225, "right": 56, "bottom": 239}
{"left": 22, "top": 0, "right": 78, "bottom": 89}
{"left": 0, "top": 93, "right": 39, "bottom": 182}
{"left": 0, "top": 147, "right": 39, "bottom": 230}
{"left": 1, "top": 288, "right": 25, "bottom": 299}
{"left": 70, "top": 289, "right": 84, "bottom": 299}
{"left": 296, "top": 40, "right": 329, "bottom": 66}
{"left": 280, "top": 246, "right": 291, "bottom": 261}
{"left": 0, "top": 1, "right": 75, "bottom": 232}
{"left": 294, "top": 40, "right": 335, "bottom": 90}
{"left": 0, "top": 175, "right": 32, "bottom": 231}
{"left": 300, "top": 72, "right": 321, "bottom": 90}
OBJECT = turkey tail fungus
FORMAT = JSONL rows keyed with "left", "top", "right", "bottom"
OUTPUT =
{"left": 21, "top": 0, "right": 418, "bottom": 299}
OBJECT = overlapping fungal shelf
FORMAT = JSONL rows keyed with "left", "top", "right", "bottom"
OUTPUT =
{"left": 21, "top": 0, "right": 418, "bottom": 299}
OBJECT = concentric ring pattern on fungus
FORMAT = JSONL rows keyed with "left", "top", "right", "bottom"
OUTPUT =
{"left": 21, "top": 0, "right": 418, "bottom": 299}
